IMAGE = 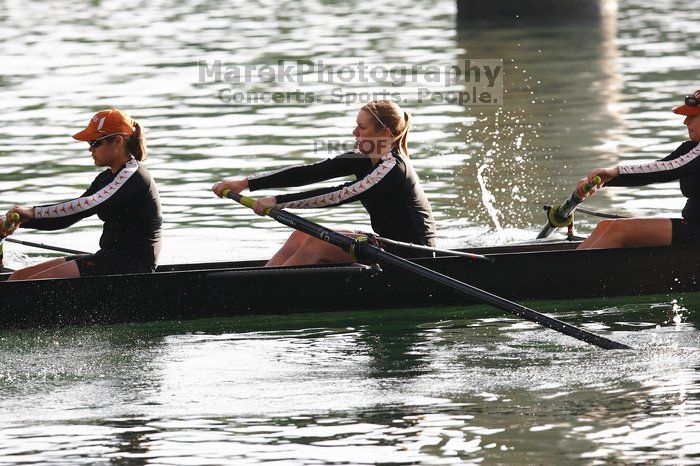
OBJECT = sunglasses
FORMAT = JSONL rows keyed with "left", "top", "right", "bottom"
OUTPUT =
{"left": 685, "top": 94, "right": 700, "bottom": 107}
{"left": 87, "top": 136, "right": 114, "bottom": 148}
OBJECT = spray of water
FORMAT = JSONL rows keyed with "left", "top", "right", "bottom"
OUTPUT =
{"left": 455, "top": 106, "right": 552, "bottom": 241}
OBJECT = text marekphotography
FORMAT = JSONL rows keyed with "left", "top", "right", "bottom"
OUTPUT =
{"left": 199, "top": 59, "right": 503, "bottom": 106}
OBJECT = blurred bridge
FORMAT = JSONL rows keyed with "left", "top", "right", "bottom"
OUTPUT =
{"left": 457, "top": 0, "right": 616, "bottom": 22}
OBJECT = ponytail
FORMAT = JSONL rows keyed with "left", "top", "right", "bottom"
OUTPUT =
{"left": 396, "top": 111, "right": 410, "bottom": 158}
{"left": 126, "top": 121, "right": 147, "bottom": 161}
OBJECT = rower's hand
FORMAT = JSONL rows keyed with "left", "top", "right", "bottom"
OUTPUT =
{"left": 253, "top": 196, "right": 276, "bottom": 216}
{"left": 212, "top": 178, "right": 248, "bottom": 198}
{"left": 1, "top": 206, "right": 32, "bottom": 237}
{"left": 576, "top": 167, "right": 620, "bottom": 197}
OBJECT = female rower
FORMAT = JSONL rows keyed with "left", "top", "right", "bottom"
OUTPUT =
{"left": 2, "top": 109, "right": 162, "bottom": 280}
{"left": 212, "top": 100, "right": 436, "bottom": 266}
{"left": 577, "top": 89, "right": 700, "bottom": 249}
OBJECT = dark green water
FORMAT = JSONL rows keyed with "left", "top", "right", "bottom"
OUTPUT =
{"left": 1, "top": 0, "right": 699, "bottom": 463}
{"left": 0, "top": 295, "right": 698, "bottom": 464}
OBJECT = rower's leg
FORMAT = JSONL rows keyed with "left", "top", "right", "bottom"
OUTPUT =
{"left": 577, "top": 220, "right": 613, "bottom": 249}
{"left": 8, "top": 257, "right": 67, "bottom": 281}
{"left": 23, "top": 260, "right": 80, "bottom": 280}
{"left": 266, "top": 230, "right": 311, "bottom": 266}
{"left": 282, "top": 235, "right": 354, "bottom": 266}
{"left": 577, "top": 218, "right": 672, "bottom": 249}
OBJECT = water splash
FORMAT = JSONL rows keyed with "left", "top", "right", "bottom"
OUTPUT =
{"left": 456, "top": 105, "right": 549, "bottom": 238}
{"left": 667, "top": 299, "right": 686, "bottom": 329}
{"left": 476, "top": 150, "right": 504, "bottom": 241}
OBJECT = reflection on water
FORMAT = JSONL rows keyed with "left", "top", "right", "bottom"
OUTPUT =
{"left": 0, "top": 296, "right": 698, "bottom": 464}
{"left": 1, "top": 0, "right": 700, "bottom": 464}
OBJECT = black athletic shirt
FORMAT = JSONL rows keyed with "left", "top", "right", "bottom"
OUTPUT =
{"left": 247, "top": 150, "right": 437, "bottom": 246}
{"left": 21, "top": 158, "right": 162, "bottom": 269}
{"left": 606, "top": 140, "right": 700, "bottom": 220}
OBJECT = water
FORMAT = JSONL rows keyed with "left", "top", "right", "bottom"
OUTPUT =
{"left": 1, "top": 299, "right": 698, "bottom": 464}
{"left": 1, "top": 0, "right": 700, "bottom": 463}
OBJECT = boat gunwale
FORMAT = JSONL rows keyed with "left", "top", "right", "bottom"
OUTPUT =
{"left": 3, "top": 239, "right": 700, "bottom": 286}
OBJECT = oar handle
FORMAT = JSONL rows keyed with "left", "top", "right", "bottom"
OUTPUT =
{"left": 222, "top": 189, "right": 253, "bottom": 208}
{"left": 223, "top": 189, "right": 359, "bottom": 256}
{"left": 560, "top": 175, "right": 604, "bottom": 216}
{"left": 1, "top": 212, "right": 20, "bottom": 233}
{"left": 580, "top": 176, "right": 601, "bottom": 195}
{"left": 0, "top": 212, "right": 20, "bottom": 266}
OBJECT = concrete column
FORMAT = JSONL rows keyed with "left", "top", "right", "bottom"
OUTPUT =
{"left": 457, "top": 0, "right": 612, "bottom": 23}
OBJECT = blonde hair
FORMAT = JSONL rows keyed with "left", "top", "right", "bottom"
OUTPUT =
{"left": 362, "top": 100, "right": 411, "bottom": 157}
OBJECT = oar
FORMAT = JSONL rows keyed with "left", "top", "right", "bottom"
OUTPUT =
{"left": 537, "top": 176, "right": 600, "bottom": 239}
{"left": 222, "top": 190, "right": 631, "bottom": 350}
{"left": 4, "top": 238, "right": 89, "bottom": 255}
{"left": 576, "top": 207, "right": 629, "bottom": 219}
{"left": 0, "top": 213, "right": 20, "bottom": 267}
{"left": 369, "top": 235, "right": 494, "bottom": 263}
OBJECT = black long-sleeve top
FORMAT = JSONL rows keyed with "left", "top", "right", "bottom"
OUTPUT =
{"left": 606, "top": 140, "right": 700, "bottom": 220}
{"left": 21, "top": 158, "right": 162, "bottom": 268}
{"left": 247, "top": 150, "right": 437, "bottom": 246}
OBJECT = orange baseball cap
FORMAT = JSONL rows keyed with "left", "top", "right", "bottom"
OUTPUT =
{"left": 73, "top": 109, "right": 135, "bottom": 141}
{"left": 673, "top": 89, "right": 700, "bottom": 117}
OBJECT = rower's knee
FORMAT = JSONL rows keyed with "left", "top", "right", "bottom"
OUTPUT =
{"left": 600, "top": 219, "right": 635, "bottom": 245}
{"left": 297, "top": 236, "right": 325, "bottom": 262}
{"left": 592, "top": 219, "right": 614, "bottom": 233}
{"left": 277, "top": 231, "right": 308, "bottom": 254}
{"left": 8, "top": 270, "right": 28, "bottom": 281}
{"left": 9, "top": 264, "right": 51, "bottom": 281}
{"left": 607, "top": 219, "right": 629, "bottom": 233}
{"left": 286, "top": 230, "right": 310, "bottom": 247}
{"left": 298, "top": 236, "right": 347, "bottom": 263}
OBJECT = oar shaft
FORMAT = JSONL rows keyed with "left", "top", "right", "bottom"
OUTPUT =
{"left": 0, "top": 213, "right": 88, "bottom": 261}
{"left": 576, "top": 207, "right": 629, "bottom": 219}
{"left": 3, "top": 238, "right": 89, "bottom": 255}
{"left": 364, "top": 246, "right": 629, "bottom": 349}
{"left": 373, "top": 236, "right": 495, "bottom": 263}
{"left": 224, "top": 190, "right": 630, "bottom": 350}
{"left": 225, "top": 191, "right": 358, "bottom": 254}
{"left": 555, "top": 191, "right": 586, "bottom": 220}
{"left": 537, "top": 177, "right": 600, "bottom": 239}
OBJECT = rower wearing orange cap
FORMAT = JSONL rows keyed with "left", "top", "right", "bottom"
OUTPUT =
{"left": 576, "top": 89, "right": 700, "bottom": 249}
{"left": 1, "top": 109, "right": 162, "bottom": 280}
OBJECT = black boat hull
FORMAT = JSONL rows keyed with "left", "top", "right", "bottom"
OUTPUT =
{"left": 1, "top": 241, "right": 697, "bottom": 329}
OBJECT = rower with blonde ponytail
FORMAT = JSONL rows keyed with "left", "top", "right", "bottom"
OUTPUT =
{"left": 214, "top": 100, "right": 436, "bottom": 266}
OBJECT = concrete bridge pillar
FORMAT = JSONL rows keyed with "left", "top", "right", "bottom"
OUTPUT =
{"left": 457, "top": 0, "right": 614, "bottom": 22}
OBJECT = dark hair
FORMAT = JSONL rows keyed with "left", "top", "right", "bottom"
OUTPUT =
{"left": 125, "top": 122, "right": 147, "bottom": 161}
{"left": 362, "top": 100, "right": 411, "bottom": 158}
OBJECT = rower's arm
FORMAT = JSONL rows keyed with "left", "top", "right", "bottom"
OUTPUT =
{"left": 21, "top": 186, "right": 97, "bottom": 231}
{"left": 606, "top": 141, "right": 700, "bottom": 187}
{"left": 275, "top": 156, "right": 400, "bottom": 209}
{"left": 248, "top": 152, "right": 361, "bottom": 191}
{"left": 21, "top": 161, "right": 144, "bottom": 231}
